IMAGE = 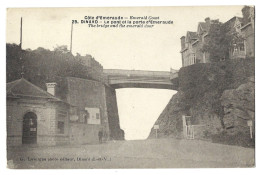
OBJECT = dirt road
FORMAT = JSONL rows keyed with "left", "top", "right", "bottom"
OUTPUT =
{"left": 7, "top": 138, "right": 255, "bottom": 168}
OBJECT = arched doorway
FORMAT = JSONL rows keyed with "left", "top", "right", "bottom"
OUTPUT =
{"left": 22, "top": 112, "right": 37, "bottom": 144}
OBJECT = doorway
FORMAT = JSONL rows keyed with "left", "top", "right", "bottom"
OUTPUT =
{"left": 22, "top": 112, "right": 37, "bottom": 144}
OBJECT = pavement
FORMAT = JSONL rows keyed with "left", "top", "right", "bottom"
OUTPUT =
{"left": 7, "top": 138, "right": 255, "bottom": 168}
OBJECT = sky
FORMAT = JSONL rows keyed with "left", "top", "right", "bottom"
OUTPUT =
{"left": 6, "top": 6, "right": 243, "bottom": 140}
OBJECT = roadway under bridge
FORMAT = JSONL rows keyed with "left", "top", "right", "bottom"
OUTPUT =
{"left": 103, "top": 69, "right": 179, "bottom": 90}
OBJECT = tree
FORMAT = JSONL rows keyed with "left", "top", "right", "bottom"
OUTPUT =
{"left": 201, "top": 21, "right": 244, "bottom": 62}
{"left": 53, "top": 45, "right": 70, "bottom": 53}
{"left": 6, "top": 43, "right": 95, "bottom": 88}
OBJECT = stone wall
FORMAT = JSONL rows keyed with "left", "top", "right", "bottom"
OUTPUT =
{"left": 69, "top": 123, "right": 101, "bottom": 144}
{"left": 105, "top": 86, "right": 124, "bottom": 140}
{"left": 66, "top": 77, "right": 109, "bottom": 134}
{"left": 65, "top": 77, "right": 124, "bottom": 141}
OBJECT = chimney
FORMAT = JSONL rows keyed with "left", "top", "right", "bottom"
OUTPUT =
{"left": 180, "top": 36, "right": 186, "bottom": 50}
{"left": 46, "top": 82, "right": 57, "bottom": 96}
{"left": 205, "top": 17, "right": 210, "bottom": 24}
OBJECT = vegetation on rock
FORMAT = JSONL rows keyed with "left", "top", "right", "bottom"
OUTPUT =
{"left": 150, "top": 58, "right": 254, "bottom": 147}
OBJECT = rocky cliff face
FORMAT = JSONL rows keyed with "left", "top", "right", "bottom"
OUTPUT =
{"left": 149, "top": 91, "right": 185, "bottom": 139}
{"left": 221, "top": 76, "right": 255, "bottom": 135}
{"left": 149, "top": 58, "right": 254, "bottom": 146}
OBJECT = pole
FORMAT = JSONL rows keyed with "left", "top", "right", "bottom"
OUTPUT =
{"left": 250, "top": 126, "right": 252, "bottom": 139}
{"left": 70, "top": 22, "right": 73, "bottom": 53}
{"left": 20, "top": 17, "right": 24, "bottom": 78}
{"left": 247, "top": 120, "right": 253, "bottom": 139}
{"left": 155, "top": 129, "right": 157, "bottom": 139}
{"left": 20, "top": 17, "right": 22, "bottom": 49}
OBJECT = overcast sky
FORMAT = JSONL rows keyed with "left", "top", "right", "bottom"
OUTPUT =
{"left": 6, "top": 6, "right": 243, "bottom": 140}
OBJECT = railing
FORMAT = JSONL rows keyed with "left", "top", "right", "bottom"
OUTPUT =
{"left": 186, "top": 125, "right": 194, "bottom": 139}
{"left": 182, "top": 115, "right": 205, "bottom": 139}
{"left": 232, "top": 50, "right": 246, "bottom": 59}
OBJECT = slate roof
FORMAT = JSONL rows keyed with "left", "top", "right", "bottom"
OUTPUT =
{"left": 222, "top": 16, "right": 243, "bottom": 31}
{"left": 188, "top": 31, "right": 198, "bottom": 39}
{"left": 199, "top": 22, "right": 211, "bottom": 32}
{"left": 7, "top": 78, "right": 62, "bottom": 102}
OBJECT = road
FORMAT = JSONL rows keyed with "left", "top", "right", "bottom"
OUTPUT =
{"left": 7, "top": 138, "right": 254, "bottom": 168}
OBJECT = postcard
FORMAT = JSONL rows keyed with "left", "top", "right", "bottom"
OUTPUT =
{"left": 6, "top": 6, "right": 255, "bottom": 168}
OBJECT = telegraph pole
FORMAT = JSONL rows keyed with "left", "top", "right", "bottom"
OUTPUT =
{"left": 70, "top": 22, "right": 73, "bottom": 53}
{"left": 20, "top": 17, "right": 22, "bottom": 49}
{"left": 20, "top": 17, "right": 24, "bottom": 78}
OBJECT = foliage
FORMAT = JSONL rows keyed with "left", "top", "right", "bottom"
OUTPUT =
{"left": 201, "top": 21, "right": 245, "bottom": 62}
{"left": 178, "top": 58, "right": 254, "bottom": 126}
{"left": 6, "top": 43, "right": 96, "bottom": 95}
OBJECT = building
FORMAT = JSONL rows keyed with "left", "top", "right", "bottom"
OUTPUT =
{"left": 7, "top": 78, "right": 70, "bottom": 146}
{"left": 222, "top": 16, "right": 245, "bottom": 59}
{"left": 180, "top": 6, "right": 255, "bottom": 67}
{"left": 7, "top": 76, "right": 124, "bottom": 146}
{"left": 180, "top": 18, "right": 213, "bottom": 67}
{"left": 240, "top": 6, "right": 255, "bottom": 58}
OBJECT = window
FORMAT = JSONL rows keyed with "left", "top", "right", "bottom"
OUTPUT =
{"left": 29, "top": 119, "right": 34, "bottom": 126}
{"left": 240, "top": 44, "right": 245, "bottom": 51}
{"left": 188, "top": 53, "right": 196, "bottom": 65}
{"left": 96, "top": 113, "right": 100, "bottom": 119}
{"left": 58, "top": 121, "right": 64, "bottom": 134}
{"left": 191, "top": 53, "right": 196, "bottom": 64}
{"left": 233, "top": 47, "right": 238, "bottom": 55}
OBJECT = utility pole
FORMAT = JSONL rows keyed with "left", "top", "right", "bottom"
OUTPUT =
{"left": 20, "top": 17, "right": 22, "bottom": 49}
{"left": 20, "top": 17, "right": 24, "bottom": 78}
{"left": 70, "top": 22, "right": 73, "bottom": 53}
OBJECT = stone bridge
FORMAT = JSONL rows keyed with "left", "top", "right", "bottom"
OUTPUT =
{"left": 103, "top": 69, "right": 179, "bottom": 90}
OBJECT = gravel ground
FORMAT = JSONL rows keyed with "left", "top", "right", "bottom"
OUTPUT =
{"left": 7, "top": 138, "right": 255, "bottom": 169}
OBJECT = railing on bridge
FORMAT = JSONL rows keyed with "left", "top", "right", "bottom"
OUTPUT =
{"left": 103, "top": 69, "right": 179, "bottom": 90}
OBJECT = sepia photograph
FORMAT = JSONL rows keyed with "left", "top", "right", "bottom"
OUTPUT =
{"left": 5, "top": 5, "right": 255, "bottom": 169}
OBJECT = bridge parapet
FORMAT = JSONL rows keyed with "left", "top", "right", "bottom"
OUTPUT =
{"left": 103, "top": 69, "right": 178, "bottom": 90}
{"left": 170, "top": 68, "right": 178, "bottom": 80}
{"left": 104, "top": 69, "right": 173, "bottom": 76}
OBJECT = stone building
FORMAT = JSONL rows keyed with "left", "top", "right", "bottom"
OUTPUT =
{"left": 222, "top": 16, "right": 245, "bottom": 59}
{"left": 180, "top": 17, "right": 213, "bottom": 67}
{"left": 180, "top": 6, "right": 255, "bottom": 67}
{"left": 7, "top": 78, "right": 70, "bottom": 146}
{"left": 7, "top": 76, "right": 124, "bottom": 146}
